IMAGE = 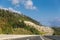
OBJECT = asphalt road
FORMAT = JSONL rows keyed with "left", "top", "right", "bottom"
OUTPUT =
{"left": 0, "top": 35, "right": 60, "bottom": 40}
{"left": 9, "top": 36, "right": 60, "bottom": 40}
{"left": 9, "top": 36, "right": 42, "bottom": 40}
{"left": 44, "top": 36, "right": 60, "bottom": 40}
{"left": 0, "top": 35, "right": 43, "bottom": 40}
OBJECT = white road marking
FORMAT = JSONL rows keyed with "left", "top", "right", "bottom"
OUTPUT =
{"left": 40, "top": 36, "right": 45, "bottom": 40}
{"left": 26, "top": 39, "right": 30, "bottom": 40}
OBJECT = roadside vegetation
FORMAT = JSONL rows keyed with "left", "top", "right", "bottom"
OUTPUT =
{"left": 0, "top": 9, "right": 41, "bottom": 34}
{"left": 52, "top": 27, "right": 60, "bottom": 35}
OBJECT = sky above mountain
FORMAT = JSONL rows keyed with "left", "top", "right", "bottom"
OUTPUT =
{"left": 0, "top": 0, "right": 60, "bottom": 27}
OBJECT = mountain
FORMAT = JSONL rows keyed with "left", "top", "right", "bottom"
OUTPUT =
{"left": 50, "top": 19, "right": 60, "bottom": 27}
{"left": 0, "top": 9, "right": 54, "bottom": 35}
{"left": 52, "top": 27, "right": 60, "bottom": 35}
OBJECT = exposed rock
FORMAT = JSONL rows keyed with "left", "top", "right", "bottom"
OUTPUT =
{"left": 24, "top": 21, "right": 54, "bottom": 35}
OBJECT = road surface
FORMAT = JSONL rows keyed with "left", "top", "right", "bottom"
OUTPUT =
{"left": 0, "top": 35, "right": 60, "bottom": 40}
{"left": 0, "top": 35, "right": 43, "bottom": 40}
{"left": 44, "top": 36, "right": 60, "bottom": 40}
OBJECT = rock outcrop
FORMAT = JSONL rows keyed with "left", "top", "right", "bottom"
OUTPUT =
{"left": 24, "top": 21, "right": 54, "bottom": 35}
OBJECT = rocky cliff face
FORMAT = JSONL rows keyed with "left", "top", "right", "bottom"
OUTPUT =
{"left": 24, "top": 21, "right": 54, "bottom": 35}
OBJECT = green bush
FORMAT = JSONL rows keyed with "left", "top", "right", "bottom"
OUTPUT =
{"left": 1, "top": 24, "right": 13, "bottom": 34}
{"left": 52, "top": 27, "right": 60, "bottom": 35}
{"left": 24, "top": 26, "right": 40, "bottom": 35}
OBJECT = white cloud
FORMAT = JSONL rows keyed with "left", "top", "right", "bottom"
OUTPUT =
{"left": 10, "top": 0, "right": 37, "bottom": 10}
{"left": 12, "top": 0, "right": 20, "bottom": 5}
{"left": 8, "top": 7, "right": 21, "bottom": 13}
{"left": 24, "top": 0, "right": 37, "bottom": 10}
{"left": 0, "top": 6, "right": 8, "bottom": 10}
{"left": 11, "top": 0, "right": 24, "bottom": 6}
{"left": 0, "top": 6, "right": 21, "bottom": 14}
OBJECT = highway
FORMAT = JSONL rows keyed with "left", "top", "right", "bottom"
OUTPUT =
{"left": 0, "top": 35, "right": 43, "bottom": 40}
{"left": 44, "top": 36, "right": 60, "bottom": 40}
{"left": 10, "top": 36, "right": 42, "bottom": 40}
{"left": 0, "top": 35, "right": 60, "bottom": 40}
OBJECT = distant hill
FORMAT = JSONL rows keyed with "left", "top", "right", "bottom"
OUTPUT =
{"left": 0, "top": 9, "right": 54, "bottom": 35}
{"left": 52, "top": 27, "right": 60, "bottom": 35}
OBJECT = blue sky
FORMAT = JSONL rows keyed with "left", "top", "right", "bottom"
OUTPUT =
{"left": 0, "top": 0, "right": 60, "bottom": 27}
